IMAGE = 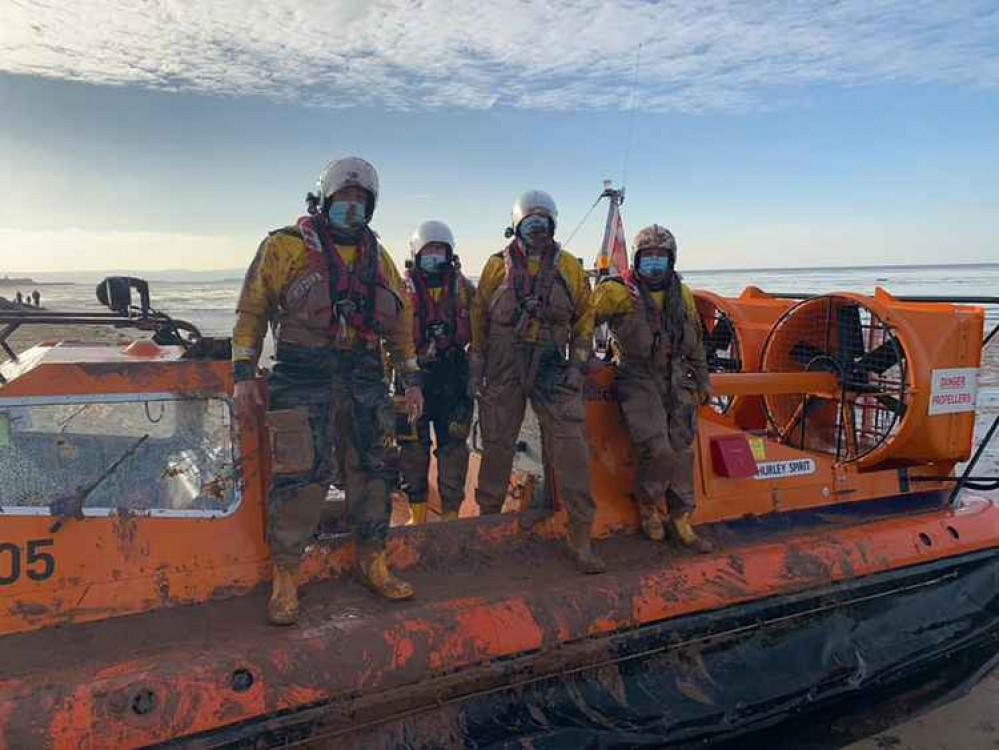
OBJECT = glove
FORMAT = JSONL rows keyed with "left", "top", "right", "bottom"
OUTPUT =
{"left": 468, "top": 353, "right": 485, "bottom": 400}
{"left": 234, "top": 379, "right": 266, "bottom": 421}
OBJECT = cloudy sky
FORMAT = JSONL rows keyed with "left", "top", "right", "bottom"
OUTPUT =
{"left": 0, "top": 0, "right": 997, "bottom": 274}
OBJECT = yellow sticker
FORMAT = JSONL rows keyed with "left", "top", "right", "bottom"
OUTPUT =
{"left": 749, "top": 436, "right": 767, "bottom": 462}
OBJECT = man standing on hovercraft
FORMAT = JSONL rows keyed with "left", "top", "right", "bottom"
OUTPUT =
{"left": 588, "top": 225, "right": 712, "bottom": 551}
{"left": 469, "top": 190, "right": 605, "bottom": 574}
{"left": 398, "top": 221, "right": 475, "bottom": 524}
{"left": 232, "top": 157, "right": 424, "bottom": 625}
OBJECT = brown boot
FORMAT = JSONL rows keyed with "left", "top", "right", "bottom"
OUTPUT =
{"left": 268, "top": 563, "right": 300, "bottom": 626}
{"left": 638, "top": 503, "right": 665, "bottom": 541}
{"left": 408, "top": 502, "right": 428, "bottom": 525}
{"left": 357, "top": 549, "right": 415, "bottom": 600}
{"left": 668, "top": 512, "right": 714, "bottom": 554}
{"left": 566, "top": 522, "right": 607, "bottom": 575}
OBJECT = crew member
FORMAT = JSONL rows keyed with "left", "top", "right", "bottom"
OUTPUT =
{"left": 588, "top": 225, "right": 712, "bottom": 551}
{"left": 470, "top": 190, "right": 605, "bottom": 574}
{"left": 232, "top": 156, "right": 424, "bottom": 625}
{"left": 399, "top": 221, "right": 475, "bottom": 523}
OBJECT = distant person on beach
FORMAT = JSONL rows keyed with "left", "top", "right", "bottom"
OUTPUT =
{"left": 14, "top": 291, "right": 23, "bottom": 306}
{"left": 31, "top": 290, "right": 40, "bottom": 307}
{"left": 232, "top": 156, "right": 423, "bottom": 625}
{"left": 397, "top": 220, "right": 475, "bottom": 525}
{"left": 469, "top": 189, "right": 605, "bottom": 574}
{"left": 587, "top": 225, "right": 712, "bottom": 551}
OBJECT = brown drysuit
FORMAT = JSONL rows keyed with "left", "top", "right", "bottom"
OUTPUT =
{"left": 471, "top": 243, "right": 595, "bottom": 527}
{"left": 591, "top": 275, "right": 708, "bottom": 516}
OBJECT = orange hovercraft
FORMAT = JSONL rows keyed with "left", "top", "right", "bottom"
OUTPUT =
{"left": 0, "top": 275, "right": 997, "bottom": 749}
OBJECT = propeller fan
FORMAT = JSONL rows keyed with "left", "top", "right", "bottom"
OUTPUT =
{"left": 762, "top": 296, "right": 909, "bottom": 462}
{"left": 700, "top": 307, "right": 742, "bottom": 413}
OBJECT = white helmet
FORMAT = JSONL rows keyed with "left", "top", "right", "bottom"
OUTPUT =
{"left": 511, "top": 190, "right": 557, "bottom": 232}
{"left": 409, "top": 220, "right": 455, "bottom": 259}
{"left": 318, "top": 157, "right": 379, "bottom": 217}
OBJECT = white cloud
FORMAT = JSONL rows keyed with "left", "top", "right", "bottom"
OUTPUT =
{"left": 0, "top": 1, "right": 995, "bottom": 112}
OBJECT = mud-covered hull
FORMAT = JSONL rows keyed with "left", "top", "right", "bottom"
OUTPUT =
{"left": 173, "top": 547, "right": 999, "bottom": 750}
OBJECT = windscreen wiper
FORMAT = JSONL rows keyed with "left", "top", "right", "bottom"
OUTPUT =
{"left": 49, "top": 434, "right": 150, "bottom": 533}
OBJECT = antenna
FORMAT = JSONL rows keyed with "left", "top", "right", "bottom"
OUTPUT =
{"left": 621, "top": 43, "right": 643, "bottom": 190}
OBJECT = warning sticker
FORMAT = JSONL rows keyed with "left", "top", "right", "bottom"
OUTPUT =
{"left": 754, "top": 458, "right": 817, "bottom": 480}
{"left": 748, "top": 436, "right": 767, "bottom": 462}
{"left": 928, "top": 367, "right": 979, "bottom": 415}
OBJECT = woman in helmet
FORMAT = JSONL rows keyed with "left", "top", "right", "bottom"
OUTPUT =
{"left": 587, "top": 225, "right": 712, "bottom": 551}
{"left": 398, "top": 220, "right": 476, "bottom": 524}
{"left": 469, "top": 190, "right": 605, "bottom": 574}
{"left": 232, "top": 156, "right": 424, "bottom": 625}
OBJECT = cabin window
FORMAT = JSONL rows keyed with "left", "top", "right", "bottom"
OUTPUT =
{"left": 0, "top": 395, "right": 239, "bottom": 517}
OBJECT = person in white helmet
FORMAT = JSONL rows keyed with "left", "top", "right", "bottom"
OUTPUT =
{"left": 395, "top": 220, "right": 476, "bottom": 524}
{"left": 232, "top": 156, "right": 424, "bottom": 625}
{"left": 469, "top": 190, "right": 606, "bottom": 574}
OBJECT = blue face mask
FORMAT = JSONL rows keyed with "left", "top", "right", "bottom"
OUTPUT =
{"left": 637, "top": 254, "right": 671, "bottom": 278}
{"left": 326, "top": 199, "right": 366, "bottom": 230}
{"left": 418, "top": 251, "right": 449, "bottom": 274}
{"left": 517, "top": 214, "right": 552, "bottom": 243}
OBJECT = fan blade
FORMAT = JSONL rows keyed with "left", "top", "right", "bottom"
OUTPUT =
{"left": 858, "top": 337, "right": 902, "bottom": 374}
{"left": 790, "top": 342, "right": 835, "bottom": 370}
{"left": 706, "top": 315, "right": 735, "bottom": 352}
{"left": 837, "top": 305, "right": 865, "bottom": 362}
{"left": 714, "top": 357, "right": 742, "bottom": 372}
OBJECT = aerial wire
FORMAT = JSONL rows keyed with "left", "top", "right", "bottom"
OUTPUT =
{"left": 564, "top": 42, "right": 644, "bottom": 248}
{"left": 620, "top": 42, "right": 643, "bottom": 192}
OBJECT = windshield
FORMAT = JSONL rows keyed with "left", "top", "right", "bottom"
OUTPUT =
{"left": 0, "top": 396, "right": 238, "bottom": 516}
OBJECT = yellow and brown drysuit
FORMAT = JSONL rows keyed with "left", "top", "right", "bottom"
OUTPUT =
{"left": 471, "top": 241, "right": 595, "bottom": 527}
{"left": 398, "top": 268, "right": 475, "bottom": 516}
{"left": 589, "top": 272, "right": 708, "bottom": 517}
{"left": 233, "top": 215, "right": 418, "bottom": 565}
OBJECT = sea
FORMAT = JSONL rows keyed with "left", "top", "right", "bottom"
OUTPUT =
{"left": 17, "top": 261, "right": 992, "bottom": 474}
{"left": 9, "top": 262, "right": 999, "bottom": 337}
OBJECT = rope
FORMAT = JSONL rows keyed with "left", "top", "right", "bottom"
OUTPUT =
{"left": 563, "top": 193, "right": 604, "bottom": 248}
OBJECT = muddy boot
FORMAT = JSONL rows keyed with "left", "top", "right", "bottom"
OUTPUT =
{"left": 668, "top": 512, "right": 714, "bottom": 554}
{"left": 408, "top": 502, "right": 428, "bottom": 525}
{"left": 357, "top": 549, "right": 415, "bottom": 600}
{"left": 638, "top": 503, "right": 665, "bottom": 541}
{"left": 566, "top": 522, "right": 607, "bottom": 575}
{"left": 268, "top": 563, "right": 300, "bottom": 626}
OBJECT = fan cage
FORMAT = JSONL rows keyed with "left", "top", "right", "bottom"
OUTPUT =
{"left": 700, "top": 305, "right": 743, "bottom": 415}
{"left": 761, "top": 296, "right": 909, "bottom": 463}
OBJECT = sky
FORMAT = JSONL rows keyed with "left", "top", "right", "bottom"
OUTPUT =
{"left": 0, "top": 0, "right": 997, "bottom": 275}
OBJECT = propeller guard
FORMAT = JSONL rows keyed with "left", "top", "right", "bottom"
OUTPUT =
{"left": 759, "top": 290, "right": 983, "bottom": 469}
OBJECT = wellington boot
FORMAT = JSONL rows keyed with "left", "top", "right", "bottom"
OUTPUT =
{"left": 267, "top": 564, "right": 300, "bottom": 626}
{"left": 442, "top": 511, "right": 459, "bottom": 520}
{"left": 357, "top": 550, "right": 415, "bottom": 600}
{"left": 409, "top": 503, "right": 428, "bottom": 525}
{"left": 638, "top": 503, "right": 665, "bottom": 541}
{"left": 566, "top": 523, "right": 607, "bottom": 575}
{"left": 668, "top": 512, "right": 714, "bottom": 554}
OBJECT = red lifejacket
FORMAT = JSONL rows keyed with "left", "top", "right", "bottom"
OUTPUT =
{"left": 407, "top": 268, "right": 471, "bottom": 355}
{"left": 294, "top": 215, "right": 400, "bottom": 342}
